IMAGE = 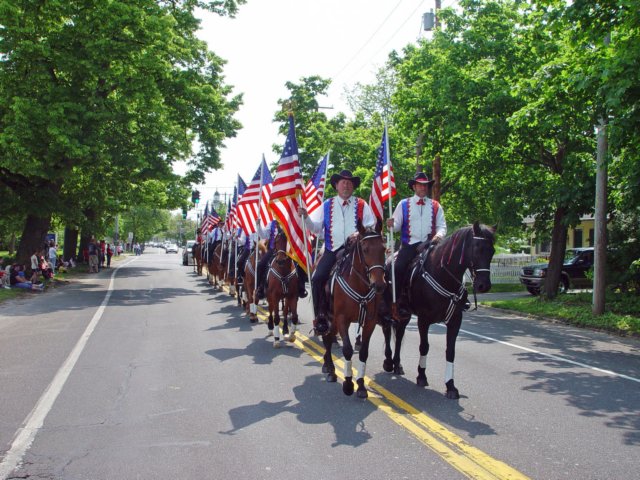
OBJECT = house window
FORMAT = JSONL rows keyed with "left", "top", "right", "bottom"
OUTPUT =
{"left": 588, "top": 229, "right": 594, "bottom": 246}
{"left": 574, "top": 229, "right": 583, "bottom": 248}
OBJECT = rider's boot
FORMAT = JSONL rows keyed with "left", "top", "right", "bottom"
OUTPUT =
{"left": 298, "top": 281, "right": 308, "bottom": 298}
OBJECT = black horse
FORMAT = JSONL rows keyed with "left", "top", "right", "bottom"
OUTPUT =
{"left": 381, "top": 221, "right": 496, "bottom": 399}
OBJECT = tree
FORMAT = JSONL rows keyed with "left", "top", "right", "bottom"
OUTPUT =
{"left": 0, "top": 0, "right": 242, "bottom": 264}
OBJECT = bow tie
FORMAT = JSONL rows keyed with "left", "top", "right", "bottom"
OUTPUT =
{"left": 342, "top": 200, "right": 349, "bottom": 207}
{"left": 417, "top": 199, "right": 425, "bottom": 206}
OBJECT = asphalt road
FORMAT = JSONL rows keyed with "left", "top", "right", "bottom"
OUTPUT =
{"left": 1, "top": 249, "right": 638, "bottom": 479}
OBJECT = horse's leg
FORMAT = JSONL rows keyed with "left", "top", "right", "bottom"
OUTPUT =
{"left": 288, "top": 296, "right": 298, "bottom": 342}
{"left": 273, "top": 306, "right": 281, "bottom": 348}
{"left": 339, "top": 316, "right": 355, "bottom": 396}
{"left": 382, "top": 322, "right": 394, "bottom": 373}
{"left": 322, "top": 332, "right": 337, "bottom": 382}
{"left": 392, "top": 318, "right": 409, "bottom": 375}
{"left": 444, "top": 315, "right": 462, "bottom": 399}
{"left": 355, "top": 318, "right": 377, "bottom": 398}
{"left": 416, "top": 315, "right": 431, "bottom": 387}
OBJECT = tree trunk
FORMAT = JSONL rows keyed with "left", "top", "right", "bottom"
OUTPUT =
{"left": 16, "top": 214, "right": 51, "bottom": 265}
{"left": 8, "top": 233, "right": 16, "bottom": 255}
{"left": 78, "top": 232, "right": 92, "bottom": 264}
{"left": 543, "top": 206, "right": 568, "bottom": 300}
{"left": 64, "top": 226, "right": 79, "bottom": 262}
{"left": 432, "top": 153, "right": 441, "bottom": 202}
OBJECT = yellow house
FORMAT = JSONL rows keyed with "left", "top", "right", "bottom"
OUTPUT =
{"left": 522, "top": 215, "right": 595, "bottom": 254}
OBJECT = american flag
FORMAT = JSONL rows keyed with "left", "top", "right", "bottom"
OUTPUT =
{"left": 224, "top": 192, "right": 234, "bottom": 231}
{"left": 236, "top": 158, "right": 273, "bottom": 235}
{"left": 304, "top": 153, "right": 328, "bottom": 215}
{"left": 201, "top": 202, "right": 221, "bottom": 232}
{"left": 230, "top": 175, "right": 247, "bottom": 229}
{"left": 269, "top": 115, "right": 311, "bottom": 270}
{"left": 369, "top": 125, "right": 396, "bottom": 220}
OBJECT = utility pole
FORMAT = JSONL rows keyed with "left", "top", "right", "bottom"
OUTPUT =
{"left": 593, "top": 36, "right": 610, "bottom": 315}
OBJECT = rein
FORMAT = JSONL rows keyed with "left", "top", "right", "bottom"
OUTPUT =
{"left": 415, "top": 229, "right": 492, "bottom": 321}
{"left": 334, "top": 232, "right": 384, "bottom": 327}
{"left": 268, "top": 250, "right": 296, "bottom": 295}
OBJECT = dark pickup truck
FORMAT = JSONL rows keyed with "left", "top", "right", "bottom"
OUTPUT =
{"left": 519, "top": 247, "right": 594, "bottom": 295}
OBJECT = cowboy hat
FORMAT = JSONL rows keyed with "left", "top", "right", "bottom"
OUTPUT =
{"left": 330, "top": 169, "right": 361, "bottom": 189}
{"left": 408, "top": 172, "right": 435, "bottom": 189}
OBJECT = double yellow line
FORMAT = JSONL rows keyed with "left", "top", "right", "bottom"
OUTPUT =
{"left": 226, "top": 286, "right": 529, "bottom": 479}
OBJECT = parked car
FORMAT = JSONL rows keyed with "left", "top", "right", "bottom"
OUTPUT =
{"left": 183, "top": 240, "right": 196, "bottom": 266}
{"left": 165, "top": 243, "right": 179, "bottom": 254}
{"left": 519, "top": 247, "right": 594, "bottom": 295}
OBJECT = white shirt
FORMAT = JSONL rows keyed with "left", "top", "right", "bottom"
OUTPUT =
{"left": 304, "top": 196, "right": 376, "bottom": 252}
{"left": 390, "top": 195, "right": 447, "bottom": 244}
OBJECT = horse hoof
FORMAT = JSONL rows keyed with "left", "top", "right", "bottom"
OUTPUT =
{"left": 445, "top": 389, "right": 460, "bottom": 399}
{"left": 356, "top": 388, "right": 368, "bottom": 399}
{"left": 326, "top": 373, "right": 337, "bottom": 383}
{"left": 394, "top": 365, "right": 405, "bottom": 375}
{"left": 321, "top": 364, "right": 329, "bottom": 374}
{"left": 383, "top": 359, "right": 394, "bottom": 373}
{"left": 342, "top": 378, "right": 354, "bottom": 396}
{"left": 288, "top": 332, "right": 296, "bottom": 342}
{"left": 416, "top": 376, "right": 428, "bottom": 387}
{"left": 273, "top": 340, "right": 280, "bottom": 349}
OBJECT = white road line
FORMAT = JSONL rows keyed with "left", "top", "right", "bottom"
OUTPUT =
{"left": 434, "top": 323, "right": 640, "bottom": 384}
{"left": 0, "top": 260, "right": 132, "bottom": 479}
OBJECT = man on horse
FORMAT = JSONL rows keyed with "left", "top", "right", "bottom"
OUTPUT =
{"left": 385, "top": 172, "right": 447, "bottom": 320}
{"left": 299, "top": 169, "right": 377, "bottom": 336}
{"left": 234, "top": 227, "right": 252, "bottom": 285}
{"left": 255, "top": 220, "right": 308, "bottom": 301}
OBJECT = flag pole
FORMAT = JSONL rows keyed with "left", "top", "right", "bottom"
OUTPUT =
{"left": 252, "top": 156, "right": 266, "bottom": 314}
{"left": 385, "top": 124, "right": 397, "bottom": 310}
{"left": 297, "top": 192, "right": 315, "bottom": 319}
{"left": 312, "top": 151, "right": 329, "bottom": 274}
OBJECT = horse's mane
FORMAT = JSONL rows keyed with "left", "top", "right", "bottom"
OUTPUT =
{"left": 429, "top": 223, "right": 495, "bottom": 268}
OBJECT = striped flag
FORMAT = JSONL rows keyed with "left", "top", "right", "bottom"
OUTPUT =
{"left": 224, "top": 192, "right": 234, "bottom": 231}
{"left": 236, "top": 158, "right": 273, "bottom": 235}
{"left": 269, "top": 115, "right": 311, "bottom": 270}
{"left": 231, "top": 175, "right": 247, "bottom": 229}
{"left": 369, "top": 125, "right": 396, "bottom": 221}
{"left": 304, "top": 154, "right": 328, "bottom": 215}
{"left": 202, "top": 203, "right": 221, "bottom": 232}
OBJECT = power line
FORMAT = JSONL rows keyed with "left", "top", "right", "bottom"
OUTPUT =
{"left": 332, "top": 0, "right": 403, "bottom": 81}
{"left": 344, "top": 0, "right": 426, "bottom": 82}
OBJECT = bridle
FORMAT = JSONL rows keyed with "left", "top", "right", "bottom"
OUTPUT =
{"left": 334, "top": 230, "right": 385, "bottom": 326}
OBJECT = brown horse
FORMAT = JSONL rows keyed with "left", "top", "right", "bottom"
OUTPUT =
{"left": 321, "top": 222, "right": 386, "bottom": 398}
{"left": 380, "top": 222, "right": 496, "bottom": 399}
{"left": 242, "top": 240, "right": 267, "bottom": 322}
{"left": 206, "top": 242, "right": 226, "bottom": 289}
{"left": 266, "top": 230, "right": 300, "bottom": 348}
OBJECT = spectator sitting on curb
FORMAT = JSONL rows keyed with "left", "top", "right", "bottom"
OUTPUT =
{"left": 0, "top": 257, "right": 10, "bottom": 289}
{"left": 10, "top": 264, "right": 44, "bottom": 291}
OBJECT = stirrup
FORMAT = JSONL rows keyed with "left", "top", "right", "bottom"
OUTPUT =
{"left": 314, "top": 314, "right": 330, "bottom": 336}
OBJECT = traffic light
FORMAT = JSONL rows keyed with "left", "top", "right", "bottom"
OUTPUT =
{"left": 182, "top": 207, "right": 187, "bottom": 219}
{"left": 193, "top": 189, "right": 200, "bottom": 204}
{"left": 191, "top": 190, "right": 196, "bottom": 203}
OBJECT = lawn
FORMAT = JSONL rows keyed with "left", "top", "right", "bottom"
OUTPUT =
{"left": 482, "top": 290, "right": 640, "bottom": 337}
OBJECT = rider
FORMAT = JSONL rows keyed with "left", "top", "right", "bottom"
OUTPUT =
{"left": 235, "top": 227, "right": 252, "bottom": 285}
{"left": 255, "top": 220, "right": 308, "bottom": 300}
{"left": 385, "top": 172, "right": 447, "bottom": 320}
{"left": 299, "top": 169, "right": 376, "bottom": 336}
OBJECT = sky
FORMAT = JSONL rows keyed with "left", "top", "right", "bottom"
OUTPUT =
{"left": 180, "top": 0, "right": 445, "bottom": 210}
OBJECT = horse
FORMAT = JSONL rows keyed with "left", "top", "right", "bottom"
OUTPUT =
{"left": 242, "top": 240, "right": 267, "bottom": 323}
{"left": 207, "top": 241, "right": 226, "bottom": 289}
{"left": 321, "top": 222, "right": 386, "bottom": 398}
{"left": 265, "top": 230, "right": 301, "bottom": 348}
{"left": 381, "top": 221, "right": 496, "bottom": 399}
{"left": 193, "top": 243, "right": 204, "bottom": 276}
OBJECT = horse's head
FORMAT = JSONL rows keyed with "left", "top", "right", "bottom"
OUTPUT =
{"left": 356, "top": 222, "right": 386, "bottom": 294}
{"left": 469, "top": 221, "right": 496, "bottom": 293}
{"left": 273, "top": 229, "right": 290, "bottom": 267}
